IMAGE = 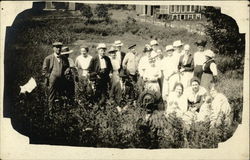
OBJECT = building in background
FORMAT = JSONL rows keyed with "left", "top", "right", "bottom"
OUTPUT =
{"left": 136, "top": 5, "right": 205, "bottom": 20}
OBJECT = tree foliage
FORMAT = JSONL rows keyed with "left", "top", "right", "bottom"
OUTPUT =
{"left": 95, "top": 4, "right": 111, "bottom": 22}
{"left": 202, "top": 7, "right": 244, "bottom": 56}
{"left": 76, "top": 3, "right": 93, "bottom": 23}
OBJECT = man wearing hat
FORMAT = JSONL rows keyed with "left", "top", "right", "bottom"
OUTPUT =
{"left": 60, "top": 46, "right": 78, "bottom": 102}
{"left": 184, "top": 77, "right": 207, "bottom": 113}
{"left": 122, "top": 44, "right": 140, "bottom": 99}
{"left": 108, "top": 46, "right": 120, "bottom": 85}
{"left": 42, "top": 42, "right": 70, "bottom": 109}
{"left": 193, "top": 39, "right": 207, "bottom": 80}
{"left": 200, "top": 50, "right": 218, "bottom": 90}
{"left": 88, "top": 43, "right": 113, "bottom": 104}
{"left": 114, "top": 40, "right": 126, "bottom": 73}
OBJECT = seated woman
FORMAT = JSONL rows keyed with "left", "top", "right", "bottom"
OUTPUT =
{"left": 166, "top": 83, "right": 188, "bottom": 118}
{"left": 184, "top": 77, "right": 207, "bottom": 113}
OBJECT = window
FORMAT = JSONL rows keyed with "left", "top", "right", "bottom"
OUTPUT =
{"left": 176, "top": 5, "right": 180, "bottom": 12}
{"left": 181, "top": 6, "right": 185, "bottom": 12}
{"left": 187, "top": 5, "right": 190, "bottom": 12}
{"left": 171, "top": 5, "right": 175, "bottom": 13}
{"left": 191, "top": 5, "right": 195, "bottom": 12}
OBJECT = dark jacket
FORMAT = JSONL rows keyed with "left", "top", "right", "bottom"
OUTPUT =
{"left": 178, "top": 54, "right": 194, "bottom": 72}
{"left": 88, "top": 54, "right": 113, "bottom": 81}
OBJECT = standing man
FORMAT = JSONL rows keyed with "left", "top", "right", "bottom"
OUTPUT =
{"left": 42, "top": 42, "right": 70, "bottom": 110}
{"left": 193, "top": 40, "right": 207, "bottom": 81}
{"left": 114, "top": 40, "right": 126, "bottom": 73}
{"left": 122, "top": 44, "right": 140, "bottom": 99}
{"left": 88, "top": 43, "right": 113, "bottom": 105}
{"left": 60, "top": 46, "right": 78, "bottom": 102}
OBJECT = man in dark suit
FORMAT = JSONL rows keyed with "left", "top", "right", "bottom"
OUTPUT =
{"left": 88, "top": 43, "right": 113, "bottom": 105}
{"left": 42, "top": 42, "right": 70, "bottom": 110}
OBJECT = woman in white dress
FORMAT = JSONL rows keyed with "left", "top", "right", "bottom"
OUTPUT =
{"left": 161, "top": 45, "right": 180, "bottom": 101}
{"left": 166, "top": 82, "right": 188, "bottom": 118}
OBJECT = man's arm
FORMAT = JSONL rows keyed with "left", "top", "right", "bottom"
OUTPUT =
{"left": 42, "top": 56, "right": 50, "bottom": 78}
{"left": 122, "top": 53, "right": 128, "bottom": 69}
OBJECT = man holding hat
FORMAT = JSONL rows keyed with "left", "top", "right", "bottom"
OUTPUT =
{"left": 88, "top": 43, "right": 113, "bottom": 104}
{"left": 42, "top": 42, "right": 70, "bottom": 109}
{"left": 200, "top": 49, "right": 218, "bottom": 90}
{"left": 193, "top": 39, "right": 207, "bottom": 80}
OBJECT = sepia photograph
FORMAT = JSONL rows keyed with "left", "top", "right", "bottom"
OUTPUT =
{"left": 1, "top": 1, "right": 249, "bottom": 159}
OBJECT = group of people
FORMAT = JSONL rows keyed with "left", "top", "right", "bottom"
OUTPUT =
{"left": 42, "top": 39, "right": 232, "bottom": 127}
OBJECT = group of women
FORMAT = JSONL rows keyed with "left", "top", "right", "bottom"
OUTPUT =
{"left": 68, "top": 39, "right": 231, "bottom": 127}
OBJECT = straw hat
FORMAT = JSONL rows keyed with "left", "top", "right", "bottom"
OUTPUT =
{"left": 173, "top": 40, "right": 183, "bottom": 47}
{"left": 165, "top": 45, "right": 174, "bottom": 51}
{"left": 52, "top": 42, "right": 63, "bottom": 47}
{"left": 96, "top": 43, "right": 107, "bottom": 50}
{"left": 114, "top": 40, "right": 123, "bottom": 47}
{"left": 150, "top": 40, "right": 159, "bottom": 46}
{"left": 61, "top": 46, "right": 73, "bottom": 55}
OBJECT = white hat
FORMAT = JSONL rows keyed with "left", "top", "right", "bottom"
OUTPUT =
{"left": 183, "top": 44, "right": 190, "bottom": 51}
{"left": 114, "top": 40, "right": 123, "bottom": 47}
{"left": 150, "top": 40, "right": 159, "bottom": 46}
{"left": 173, "top": 40, "right": 183, "bottom": 47}
{"left": 165, "top": 45, "right": 174, "bottom": 51}
{"left": 96, "top": 43, "right": 107, "bottom": 50}
{"left": 205, "top": 50, "right": 215, "bottom": 58}
{"left": 61, "top": 46, "right": 73, "bottom": 55}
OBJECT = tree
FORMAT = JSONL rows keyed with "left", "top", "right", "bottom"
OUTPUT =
{"left": 77, "top": 4, "right": 93, "bottom": 23}
{"left": 202, "top": 6, "right": 244, "bottom": 56}
{"left": 95, "top": 4, "right": 110, "bottom": 22}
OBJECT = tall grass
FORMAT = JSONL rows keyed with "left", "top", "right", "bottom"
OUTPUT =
{"left": 4, "top": 9, "right": 244, "bottom": 148}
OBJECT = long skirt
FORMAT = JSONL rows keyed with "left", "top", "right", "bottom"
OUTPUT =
{"left": 201, "top": 73, "right": 213, "bottom": 91}
{"left": 180, "top": 71, "right": 193, "bottom": 89}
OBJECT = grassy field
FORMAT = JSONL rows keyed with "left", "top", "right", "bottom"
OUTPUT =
{"left": 4, "top": 8, "right": 244, "bottom": 148}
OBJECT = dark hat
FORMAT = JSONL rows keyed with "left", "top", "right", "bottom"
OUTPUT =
{"left": 190, "top": 77, "right": 201, "bottom": 85}
{"left": 128, "top": 44, "right": 136, "bottom": 49}
{"left": 52, "top": 42, "right": 63, "bottom": 47}
{"left": 108, "top": 46, "right": 118, "bottom": 53}
{"left": 195, "top": 40, "right": 207, "bottom": 47}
